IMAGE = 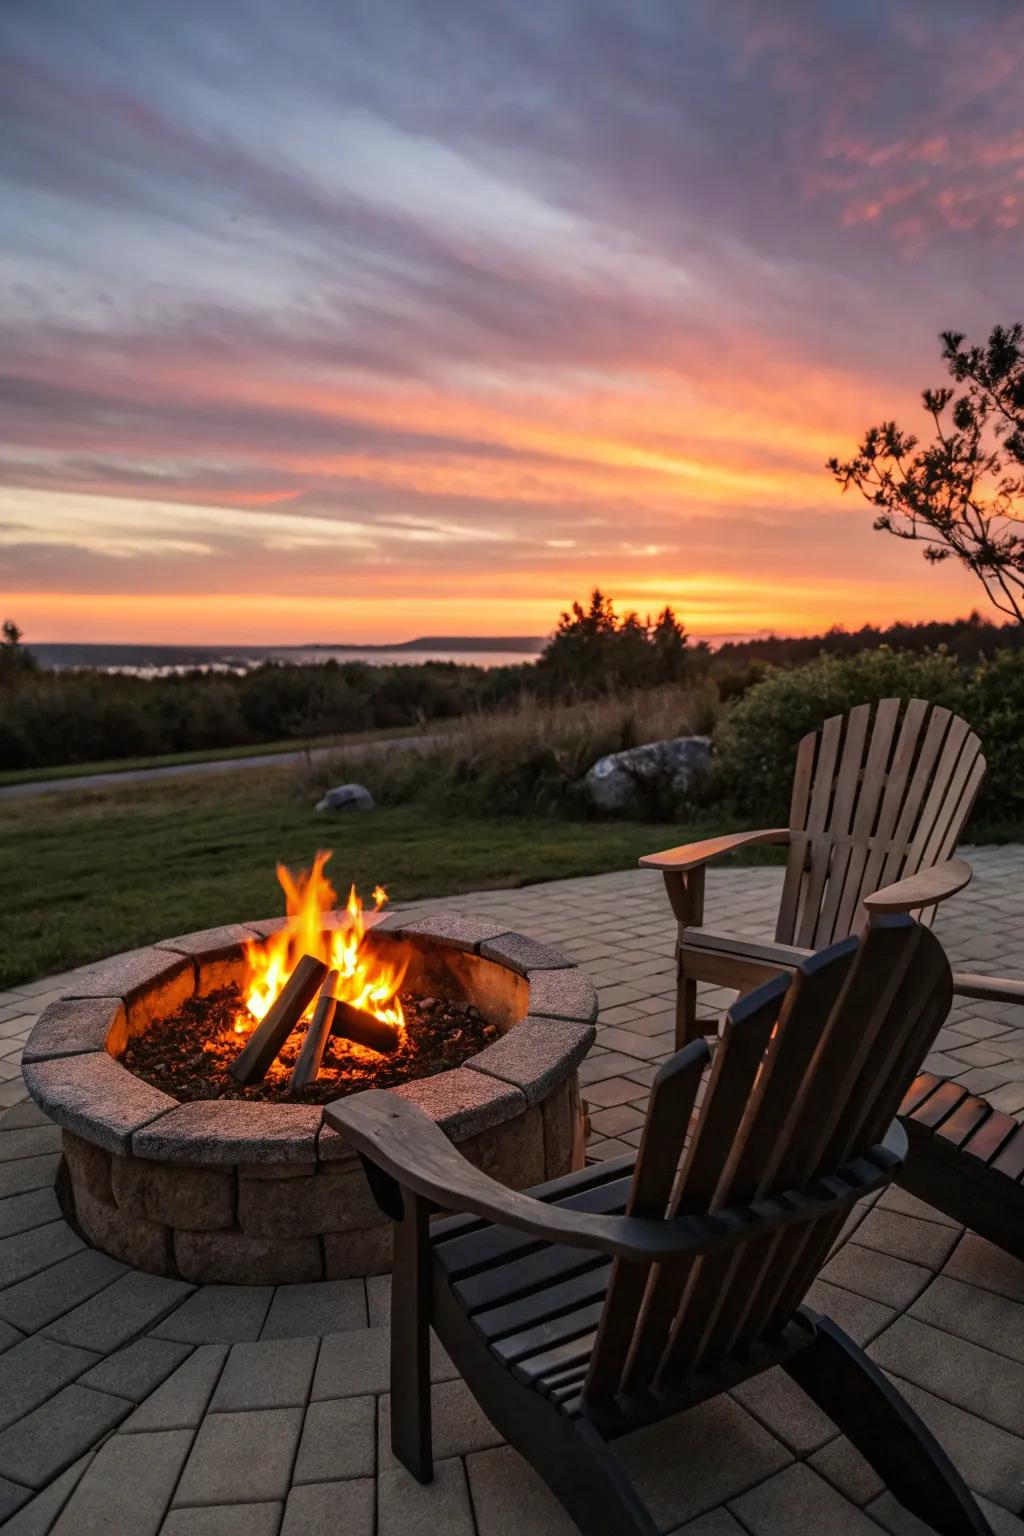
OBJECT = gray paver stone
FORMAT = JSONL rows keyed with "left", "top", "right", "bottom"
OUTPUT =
{"left": 525, "top": 967, "right": 599, "bottom": 1023}
{"left": 378, "top": 1377, "right": 502, "bottom": 1468}
{"left": 279, "top": 1478, "right": 375, "bottom": 1536}
{"left": 378, "top": 1456, "right": 476, "bottom": 1536}
{"left": 730, "top": 1366, "right": 835, "bottom": 1454}
{"left": 78, "top": 1335, "right": 192, "bottom": 1402}
{"left": 0, "top": 1125, "right": 63, "bottom": 1161}
{"left": 153, "top": 1284, "right": 274, "bottom": 1344}
{"left": 479, "top": 932, "right": 572, "bottom": 974}
{"left": 818, "top": 1243, "right": 931, "bottom": 1310}
{"left": 51, "top": 1428, "right": 193, "bottom": 1536}
{"left": 910, "top": 1275, "right": 1024, "bottom": 1364}
{"left": 0, "top": 1187, "right": 62, "bottom": 1240}
{"left": 260, "top": 1278, "right": 367, "bottom": 1339}
{"left": 132, "top": 1100, "right": 322, "bottom": 1164}
{"left": 0, "top": 1154, "right": 61, "bottom": 1200}
{"left": 392, "top": 1066, "right": 525, "bottom": 1140}
{"left": 20, "top": 998, "right": 127, "bottom": 1064}
{"left": 122, "top": 1344, "right": 228, "bottom": 1432}
{"left": 21, "top": 1054, "right": 176, "bottom": 1156}
{"left": 174, "top": 1406, "right": 304, "bottom": 1506}
{"left": 807, "top": 1436, "right": 885, "bottom": 1507}
{"left": 0, "top": 1335, "right": 99, "bottom": 1432}
{"left": 293, "top": 1395, "right": 375, "bottom": 1483}
{"left": 465, "top": 1445, "right": 578, "bottom": 1536}
{"left": 465, "top": 1016, "right": 594, "bottom": 1104}
{"left": 0, "top": 1384, "right": 130, "bottom": 1489}
{"left": 869, "top": 1315, "right": 1024, "bottom": 1437}
{"left": 729, "top": 1463, "right": 881, "bottom": 1534}
{"left": 62, "top": 949, "right": 192, "bottom": 1029}
{"left": 211, "top": 1335, "right": 319, "bottom": 1411}
{"left": 378, "top": 912, "right": 513, "bottom": 951}
{"left": 159, "top": 1505, "right": 284, "bottom": 1536}
{"left": 0, "top": 1478, "right": 32, "bottom": 1525}
{"left": 619, "top": 1395, "right": 792, "bottom": 1530}
{"left": 44, "top": 1270, "right": 193, "bottom": 1353}
{"left": 0, "top": 1249, "right": 127, "bottom": 1335}
{"left": 0, "top": 1221, "right": 84, "bottom": 1288}
{"left": 0, "top": 1453, "right": 94, "bottom": 1536}
{"left": 312, "top": 1327, "right": 390, "bottom": 1399}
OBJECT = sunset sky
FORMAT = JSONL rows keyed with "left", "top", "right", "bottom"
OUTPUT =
{"left": 2, "top": 0, "right": 1022, "bottom": 644}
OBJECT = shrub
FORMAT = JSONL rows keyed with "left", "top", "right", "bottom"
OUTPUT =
{"left": 966, "top": 649, "right": 1024, "bottom": 828}
{"left": 302, "top": 684, "right": 722, "bottom": 818}
{"left": 712, "top": 649, "right": 968, "bottom": 824}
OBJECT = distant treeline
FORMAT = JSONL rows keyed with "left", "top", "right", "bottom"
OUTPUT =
{"left": 714, "top": 613, "right": 1023, "bottom": 670}
{"left": 1, "top": 603, "right": 1022, "bottom": 773}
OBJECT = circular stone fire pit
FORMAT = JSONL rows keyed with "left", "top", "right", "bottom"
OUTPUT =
{"left": 22, "top": 912, "right": 596, "bottom": 1284}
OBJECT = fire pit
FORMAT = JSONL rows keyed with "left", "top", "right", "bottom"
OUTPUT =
{"left": 22, "top": 861, "right": 596, "bottom": 1285}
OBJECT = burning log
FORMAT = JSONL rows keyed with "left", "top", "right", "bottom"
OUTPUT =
{"left": 230, "top": 954, "right": 329, "bottom": 1085}
{"left": 288, "top": 970, "right": 338, "bottom": 1093}
{"left": 332, "top": 997, "right": 401, "bottom": 1055}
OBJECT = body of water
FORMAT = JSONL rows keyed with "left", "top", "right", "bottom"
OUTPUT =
{"left": 28, "top": 643, "right": 542, "bottom": 677}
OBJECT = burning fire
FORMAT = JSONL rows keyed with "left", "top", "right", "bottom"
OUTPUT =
{"left": 238, "top": 852, "right": 406, "bottom": 1040}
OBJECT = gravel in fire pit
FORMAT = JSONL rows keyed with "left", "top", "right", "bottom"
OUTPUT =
{"left": 123, "top": 985, "right": 498, "bottom": 1104}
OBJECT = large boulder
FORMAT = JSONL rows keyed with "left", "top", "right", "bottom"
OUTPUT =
{"left": 583, "top": 736, "right": 710, "bottom": 815}
{"left": 315, "top": 782, "right": 375, "bottom": 814}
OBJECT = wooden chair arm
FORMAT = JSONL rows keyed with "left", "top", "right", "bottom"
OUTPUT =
{"left": 952, "top": 971, "right": 1024, "bottom": 1005}
{"left": 324, "top": 1088, "right": 902, "bottom": 1264}
{"left": 862, "top": 858, "right": 973, "bottom": 915}
{"left": 638, "top": 828, "right": 790, "bottom": 873}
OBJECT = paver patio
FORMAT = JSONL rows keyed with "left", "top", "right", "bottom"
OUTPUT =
{"left": 0, "top": 846, "right": 1022, "bottom": 1533}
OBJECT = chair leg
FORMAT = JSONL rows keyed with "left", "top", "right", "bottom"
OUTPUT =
{"left": 390, "top": 1194, "right": 433, "bottom": 1482}
{"left": 432, "top": 1284, "right": 656, "bottom": 1535}
{"left": 675, "top": 948, "right": 700, "bottom": 1050}
{"left": 783, "top": 1315, "right": 992, "bottom": 1536}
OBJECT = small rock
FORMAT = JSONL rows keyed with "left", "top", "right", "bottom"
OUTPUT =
{"left": 315, "top": 782, "right": 375, "bottom": 814}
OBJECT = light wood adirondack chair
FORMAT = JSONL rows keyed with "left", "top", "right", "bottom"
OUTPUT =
{"left": 641, "top": 697, "right": 985, "bottom": 1048}
{"left": 327, "top": 918, "right": 992, "bottom": 1536}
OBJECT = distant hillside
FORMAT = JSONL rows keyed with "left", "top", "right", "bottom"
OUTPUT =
{"left": 303, "top": 635, "right": 547, "bottom": 654}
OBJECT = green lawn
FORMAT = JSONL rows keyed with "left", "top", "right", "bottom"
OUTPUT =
{"left": 2, "top": 766, "right": 756, "bottom": 990}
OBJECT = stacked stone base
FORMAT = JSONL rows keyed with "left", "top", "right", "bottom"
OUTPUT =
{"left": 63, "top": 1076, "right": 583, "bottom": 1285}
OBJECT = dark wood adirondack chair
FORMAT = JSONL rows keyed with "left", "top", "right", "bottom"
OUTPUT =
{"left": 641, "top": 697, "right": 985, "bottom": 1047}
{"left": 327, "top": 917, "right": 992, "bottom": 1536}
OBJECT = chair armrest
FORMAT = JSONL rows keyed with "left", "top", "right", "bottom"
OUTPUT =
{"left": 324, "top": 1088, "right": 899, "bottom": 1263}
{"left": 638, "top": 828, "right": 790, "bottom": 873}
{"left": 862, "top": 858, "right": 973, "bottom": 915}
{"left": 952, "top": 971, "right": 1024, "bottom": 1005}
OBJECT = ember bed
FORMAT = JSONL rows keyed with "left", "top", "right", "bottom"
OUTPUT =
{"left": 22, "top": 910, "right": 595, "bottom": 1284}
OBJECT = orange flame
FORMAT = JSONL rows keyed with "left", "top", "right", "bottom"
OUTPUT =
{"left": 238, "top": 852, "right": 406, "bottom": 1043}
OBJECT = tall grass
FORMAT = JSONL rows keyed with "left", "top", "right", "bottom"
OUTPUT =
{"left": 300, "top": 682, "right": 722, "bottom": 817}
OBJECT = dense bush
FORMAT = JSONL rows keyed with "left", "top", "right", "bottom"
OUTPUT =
{"left": 0, "top": 659, "right": 511, "bottom": 771}
{"left": 712, "top": 649, "right": 969, "bottom": 824}
{"left": 965, "top": 649, "right": 1024, "bottom": 826}
{"left": 712, "top": 644, "right": 1024, "bottom": 834}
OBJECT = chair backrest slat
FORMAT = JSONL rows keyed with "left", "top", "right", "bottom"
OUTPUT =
{"left": 840, "top": 697, "right": 931, "bottom": 934}
{"left": 820, "top": 697, "right": 902, "bottom": 941}
{"left": 584, "top": 1040, "right": 707, "bottom": 1400}
{"left": 774, "top": 700, "right": 983, "bottom": 948}
{"left": 579, "top": 918, "right": 953, "bottom": 1418}
{"left": 619, "top": 978, "right": 787, "bottom": 1395}
{"left": 658, "top": 941, "right": 858, "bottom": 1379}
{"left": 718, "top": 922, "right": 943, "bottom": 1356}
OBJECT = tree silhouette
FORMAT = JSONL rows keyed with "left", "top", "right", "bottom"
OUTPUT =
{"left": 830, "top": 325, "right": 1024, "bottom": 623}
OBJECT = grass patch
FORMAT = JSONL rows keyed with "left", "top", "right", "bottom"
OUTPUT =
{"left": 1, "top": 765, "right": 752, "bottom": 990}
